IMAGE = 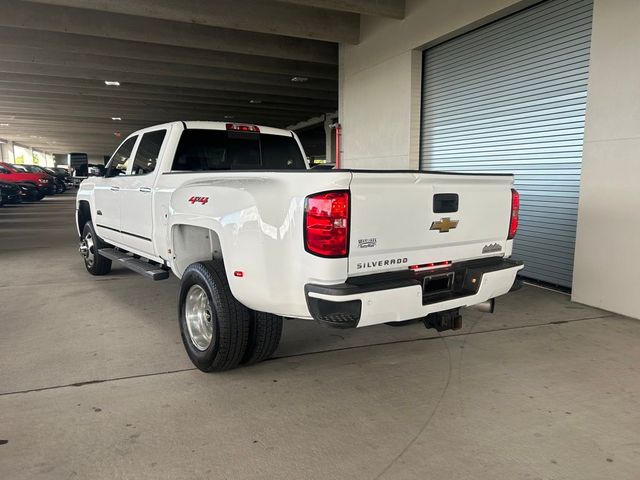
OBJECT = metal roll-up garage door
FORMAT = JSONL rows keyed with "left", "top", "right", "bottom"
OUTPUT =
{"left": 420, "top": 0, "right": 593, "bottom": 288}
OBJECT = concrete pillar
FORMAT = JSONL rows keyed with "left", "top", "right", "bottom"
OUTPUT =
{"left": 572, "top": 0, "right": 640, "bottom": 319}
{"left": 0, "top": 140, "right": 15, "bottom": 163}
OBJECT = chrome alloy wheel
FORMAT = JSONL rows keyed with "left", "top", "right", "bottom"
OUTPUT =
{"left": 80, "top": 231, "right": 95, "bottom": 267}
{"left": 185, "top": 285, "right": 215, "bottom": 351}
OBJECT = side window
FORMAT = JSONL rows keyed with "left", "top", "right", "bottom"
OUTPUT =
{"left": 106, "top": 136, "right": 137, "bottom": 177}
{"left": 131, "top": 130, "right": 166, "bottom": 175}
{"left": 0, "top": 166, "right": 10, "bottom": 174}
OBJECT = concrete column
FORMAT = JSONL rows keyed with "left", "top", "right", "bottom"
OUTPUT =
{"left": 572, "top": 0, "right": 640, "bottom": 319}
{"left": 0, "top": 140, "right": 15, "bottom": 163}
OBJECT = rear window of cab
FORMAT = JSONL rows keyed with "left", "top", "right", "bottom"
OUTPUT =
{"left": 172, "top": 129, "right": 306, "bottom": 171}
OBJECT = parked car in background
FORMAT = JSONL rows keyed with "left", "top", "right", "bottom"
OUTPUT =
{"left": 88, "top": 164, "right": 106, "bottom": 177}
{"left": 43, "top": 166, "right": 71, "bottom": 193}
{"left": 50, "top": 167, "right": 75, "bottom": 189}
{"left": 0, "top": 162, "right": 54, "bottom": 195}
{"left": 13, "top": 164, "right": 66, "bottom": 194}
{"left": 17, "top": 182, "right": 44, "bottom": 201}
{"left": 0, "top": 181, "right": 21, "bottom": 206}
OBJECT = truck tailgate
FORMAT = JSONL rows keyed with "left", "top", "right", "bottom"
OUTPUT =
{"left": 348, "top": 171, "right": 514, "bottom": 275}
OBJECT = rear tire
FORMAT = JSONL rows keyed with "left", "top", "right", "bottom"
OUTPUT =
{"left": 178, "top": 260, "right": 250, "bottom": 372}
{"left": 81, "top": 222, "right": 112, "bottom": 275}
{"left": 242, "top": 312, "right": 283, "bottom": 365}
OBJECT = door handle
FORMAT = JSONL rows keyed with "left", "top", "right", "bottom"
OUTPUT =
{"left": 110, "top": 186, "right": 120, "bottom": 191}
{"left": 139, "top": 187, "right": 152, "bottom": 193}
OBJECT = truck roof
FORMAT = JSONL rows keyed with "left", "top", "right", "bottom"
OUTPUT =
{"left": 182, "top": 121, "right": 292, "bottom": 137}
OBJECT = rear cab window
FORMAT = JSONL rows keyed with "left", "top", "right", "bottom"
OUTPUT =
{"left": 171, "top": 129, "right": 306, "bottom": 171}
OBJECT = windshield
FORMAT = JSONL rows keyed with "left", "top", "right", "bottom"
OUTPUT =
{"left": 171, "top": 129, "right": 307, "bottom": 171}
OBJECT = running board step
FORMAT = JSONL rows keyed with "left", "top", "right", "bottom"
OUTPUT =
{"left": 98, "top": 248, "right": 169, "bottom": 281}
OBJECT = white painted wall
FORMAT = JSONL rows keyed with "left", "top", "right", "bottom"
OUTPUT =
{"left": 572, "top": 0, "right": 640, "bottom": 319}
{"left": 340, "top": 0, "right": 534, "bottom": 168}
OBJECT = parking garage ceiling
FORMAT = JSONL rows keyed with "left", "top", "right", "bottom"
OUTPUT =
{"left": 0, "top": 0, "right": 405, "bottom": 156}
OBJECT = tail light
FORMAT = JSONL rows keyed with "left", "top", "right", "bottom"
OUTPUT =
{"left": 508, "top": 188, "right": 519, "bottom": 239}
{"left": 409, "top": 260, "right": 452, "bottom": 272}
{"left": 304, "top": 190, "right": 350, "bottom": 257}
{"left": 226, "top": 123, "right": 260, "bottom": 132}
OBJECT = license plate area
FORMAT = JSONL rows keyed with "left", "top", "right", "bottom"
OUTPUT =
{"left": 422, "top": 272, "right": 454, "bottom": 299}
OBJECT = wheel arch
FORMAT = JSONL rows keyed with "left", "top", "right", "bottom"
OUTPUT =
{"left": 77, "top": 200, "right": 92, "bottom": 237}
{"left": 171, "top": 223, "right": 223, "bottom": 278}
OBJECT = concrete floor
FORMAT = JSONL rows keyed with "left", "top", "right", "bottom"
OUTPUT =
{"left": 1, "top": 193, "right": 639, "bottom": 480}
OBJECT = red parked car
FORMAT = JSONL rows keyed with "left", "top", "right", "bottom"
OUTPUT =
{"left": 0, "top": 162, "right": 54, "bottom": 195}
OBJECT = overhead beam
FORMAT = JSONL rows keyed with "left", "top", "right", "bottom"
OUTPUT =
{"left": 0, "top": 97, "right": 309, "bottom": 122}
{"left": 0, "top": 85, "right": 333, "bottom": 115}
{"left": 277, "top": 0, "right": 405, "bottom": 19}
{"left": 0, "top": 106, "right": 305, "bottom": 126}
{"left": 0, "top": 46, "right": 337, "bottom": 92}
{"left": 0, "top": 108, "right": 316, "bottom": 130}
{"left": 21, "top": 0, "right": 360, "bottom": 43}
{"left": 0, "top": 61, "right": 336, "bottom": 101}
{"left": 0, "top": 27, "right": 338, "bottom": 80}
{"left": 0, "top": 0, "right": 337, "bottom": 64}
{"left": 0, "top": 73, "right": 338, "bottom": 109}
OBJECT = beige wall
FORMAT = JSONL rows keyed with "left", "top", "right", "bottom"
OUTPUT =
{"left": 340, "top": 0, "right": 533, "bottom": 168}
{"left": 572, "top": 0, "right": 640, "bottom": 318}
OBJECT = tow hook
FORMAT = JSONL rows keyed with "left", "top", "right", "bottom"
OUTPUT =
{"left": 424, "top": 308, "right": 462, "bottom": 332}
{"left": 79, "top": 240, "right": 88, "bottom": 257}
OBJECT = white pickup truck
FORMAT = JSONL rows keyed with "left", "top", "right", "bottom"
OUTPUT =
{"left": 76, "top": 121, "right": 523, "bottom": 372}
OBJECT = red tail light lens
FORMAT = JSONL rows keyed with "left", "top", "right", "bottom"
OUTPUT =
{"left": 304, "top": 190, "right": 350, "bottom": 257}
{"left": 226, "top": 123, "right": 260, "bottom": 132}
{"left": 409, "top": 260, "right": 452, "bottom": 271}
{"left": 508, "top": 188, "right": 519, "bottom": 239}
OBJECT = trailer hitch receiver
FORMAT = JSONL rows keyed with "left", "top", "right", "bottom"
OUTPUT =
{"left": 424, "top": 308, "right": 462, "bottom": 332}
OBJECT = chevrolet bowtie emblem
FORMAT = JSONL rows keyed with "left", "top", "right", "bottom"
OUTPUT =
{"left": 430, "top": 217, "right": 459, "bottom": 233}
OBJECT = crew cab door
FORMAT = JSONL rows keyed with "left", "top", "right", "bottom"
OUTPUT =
{"left": 119, "top": 128, "right": 168, "bottom": 256}
{"left": 94, "top": 135, "right": 138, "bottom": 244}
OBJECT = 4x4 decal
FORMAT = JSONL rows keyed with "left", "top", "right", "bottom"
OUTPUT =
{"left": 188, "top": 196, "right": 209, "bottom": 205}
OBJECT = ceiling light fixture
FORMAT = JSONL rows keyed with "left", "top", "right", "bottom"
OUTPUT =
{"left": 224, "top": 115, "right": 234, "bottom": 119}
{"left": 291, "top": 76, "right": 309, "bottom": 83}
{"left": 0, "top": 123, "right": 9, "bottom": 127}
{"left": 249, "top": 99, "right": 262, "bottom": 104}
{"left": 112, "top": 117, "right": 122, "bottom": 121}
{"left": 105, "top": 80, "right": 120, "bottom": 86}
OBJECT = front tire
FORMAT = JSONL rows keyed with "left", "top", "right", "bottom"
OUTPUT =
{"left": 242, "top": 312, "right": 283, "bottom": 365}
{"left": 81, "top": 222, "right": 112, "bottom": 275}
{"left": 178, "top": 261, "right": 250, "bottom": 372}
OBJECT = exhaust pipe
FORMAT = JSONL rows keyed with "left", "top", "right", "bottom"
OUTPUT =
{"left": 471, "top": 298, "right": 495, "bottom": 314}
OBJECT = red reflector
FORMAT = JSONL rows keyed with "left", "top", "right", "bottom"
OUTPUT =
{"left": 304, "top": 190, "right": 350, "bottom": 257}
{"left": 508, "top": 189, "right": 519, "bottom": 240}
{"left": 234, "top": 271, "right": 244, "bottom": 277}
{"left": 409, "top": 260, "right": 451, "bottom": 271}
{"left": 226, "top": 123, "right": 260, "bottom": 133}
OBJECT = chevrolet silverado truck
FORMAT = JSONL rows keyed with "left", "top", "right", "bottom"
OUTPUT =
{"left": 76, "top": 121, "right": 523, "bottom": 372}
